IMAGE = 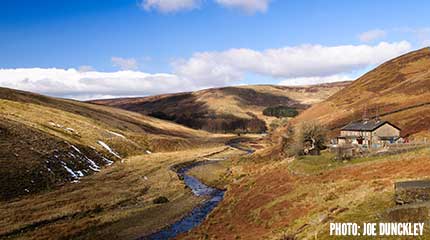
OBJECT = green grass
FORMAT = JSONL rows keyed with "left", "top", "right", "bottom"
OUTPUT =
{"left": 289, "top": 148, "right": 430, "bottom": 176}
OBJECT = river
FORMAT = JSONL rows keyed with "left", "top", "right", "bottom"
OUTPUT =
{"left": 139, "top": 160, "right": 225, "bottom": 240}
{"left": 140, "top": 143, "right": 254, "bottom": 240}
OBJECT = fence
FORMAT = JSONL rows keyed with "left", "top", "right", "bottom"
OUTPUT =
{"left": 330, "top": 142, "right": 430, "bottom": 160}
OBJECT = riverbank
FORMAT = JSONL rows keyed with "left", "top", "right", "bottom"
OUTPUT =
{"left": 178, "top": 147, "right": 430, "bottom": 240}
{"left": 0, "top": 145, "right": 242, "bottom": 240}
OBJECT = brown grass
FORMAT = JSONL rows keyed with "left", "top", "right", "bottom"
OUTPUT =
{"left": 0, "top": 145, "right": 244, "bottom": 240}
{"left": 90, "top": 83, "right": 348, "bottom": 133}
{"left": 293, "top": 47, "right": 430, "bottom": 137}
{"left": 180, "top": 147, "right": 430, "bottom": 240}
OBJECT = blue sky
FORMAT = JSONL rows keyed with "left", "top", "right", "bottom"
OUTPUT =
{"left": 0, "top": 0, "right": 429, "bottom": 99}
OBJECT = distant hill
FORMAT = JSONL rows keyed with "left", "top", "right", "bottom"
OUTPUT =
{"left": 90, "top": 83, "right": 349, "bottom": 133}
{"left": 293, "top": 47, "right": 430, "bottom": 137}
{"left": 0, "top": 87, "right": 210, "bottom": 200}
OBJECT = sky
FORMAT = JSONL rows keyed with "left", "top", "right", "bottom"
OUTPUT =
{"left": 0, "top": 0, "right": 429, "bottom": 100}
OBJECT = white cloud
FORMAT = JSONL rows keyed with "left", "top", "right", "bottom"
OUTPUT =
{"left": 215, "top": 0, "right": 270, "bottom": 13}
{"left": 0, "top": 42, "right": 413, "bottom": 100}
{"left": 111, "top": 57, "right": 138, "bottom": 70}
{"left": 0, "top": 68, "right": 196, "bottom": 100}
{"left": 173, "top": 41, "right": 411, "bottom": 83}
{"left": 358, "top": 29, "right": 387, "bottom": 42}
{"left": 140, "top": 0, "right": 201, "bottom": 13}
{"left": 279, "top": 74, "right": 352, "bottom": 86}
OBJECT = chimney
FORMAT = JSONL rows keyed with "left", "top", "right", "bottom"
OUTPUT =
{"left": 362, "top": 105, "right": 369, "bottom": 121}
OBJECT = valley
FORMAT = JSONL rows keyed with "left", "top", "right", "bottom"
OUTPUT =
{"left": 2, "top": 47, "right": 430, "bottom": 240}
{"left": 0, "top": 144, "right": 248, "bottom": 240}
{"left": 90, "top": 83, "right": 349, "bottom": 133}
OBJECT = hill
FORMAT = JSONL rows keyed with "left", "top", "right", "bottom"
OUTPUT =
{"left": 89, "top": 83, "right": 349, "bottom": 133}
{"left": 294, "top": 47, "right": 430, "bottom": 137}
{"left": 0, "top": 87, "right": 212, "bottom": 200}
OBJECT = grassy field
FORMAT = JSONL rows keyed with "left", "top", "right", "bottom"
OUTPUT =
{"left": 186, "top": 147, "right": 246, "bottom": 189}
{"left": 179, "top": 147, "right": 430, "bottom": 240}
{"left": 0, "top": 145, "right": 247, "bottom": 240}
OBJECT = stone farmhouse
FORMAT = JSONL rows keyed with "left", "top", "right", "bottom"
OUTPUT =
{"left": 337, "top": 119, "right": 401, "bottom": 148}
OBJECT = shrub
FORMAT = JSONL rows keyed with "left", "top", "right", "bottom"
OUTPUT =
{"left": 153, "top": 196, "right": 169, "bottom": 204}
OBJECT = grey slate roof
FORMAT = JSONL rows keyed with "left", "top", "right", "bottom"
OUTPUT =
{"left": 341, "top": 120, "right": 399, "bottom": 132}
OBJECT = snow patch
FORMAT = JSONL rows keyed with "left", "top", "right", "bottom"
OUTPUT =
{"left": 102, "top": 157, "right": 114, "bottom": 166}
{"left": 107, "top": 130, "right": 126, "bottom": 139}
{"left": 76, "top": 170, "right": 84, "bottom": 177}
{"left": 71, "top": 145, "right": 82, "bottom": 154}
{"left": 70, "top": 145, "right": 101, "bottom": 171}
{"left": 85, "top": 158, "right": 101, "bottom": 171}
{"left": 48, "top": 122, "right": 63, "bottom": 128}
{"left": 66, "top": 127, "right": 76, "bottom": 132}
{"left": 98, "top": 141, "right": 121, "bottom": 159}
{"left": 62, "top": 164, "right": 79, "bottom": 179}
{"left": 48, "top": 122, "right": 79, "bottom": 135}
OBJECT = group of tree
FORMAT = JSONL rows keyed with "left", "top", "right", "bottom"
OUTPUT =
{"left": 263, "top": 106, "right": 299, "bottom": 118}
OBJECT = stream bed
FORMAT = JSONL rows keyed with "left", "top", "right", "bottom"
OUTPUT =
{"left": 140, "top": 161, "right": 225, "bottom": 240}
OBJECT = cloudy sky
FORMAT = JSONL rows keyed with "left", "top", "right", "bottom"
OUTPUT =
{"left": 1, "top": 0, "right": 429, "bottom": 100}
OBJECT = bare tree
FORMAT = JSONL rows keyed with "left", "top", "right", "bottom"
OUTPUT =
{"left": 285, "top": 121, "right": 327, "bottom": 156}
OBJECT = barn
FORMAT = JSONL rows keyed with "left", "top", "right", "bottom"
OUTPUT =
{"left": 337, "top": 120, "right": 401, "bottom": 148}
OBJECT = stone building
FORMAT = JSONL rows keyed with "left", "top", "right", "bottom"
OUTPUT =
{"left": 337, "top": 120, "right": 401, "bottom": 148}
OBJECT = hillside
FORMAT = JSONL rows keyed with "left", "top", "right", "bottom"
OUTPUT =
{"left": 0, "top": 87, "right": 212, "bottom": 200}
{"left": 90, "top": 83, "right": 349, "bottom": 133}
{"left": 294, "top": 47, "right": 430, "bottom": 137}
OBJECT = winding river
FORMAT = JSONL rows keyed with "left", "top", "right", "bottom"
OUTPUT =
{"left": 140, "top": 143, "right": 254, "bottom": 240}
{"left": 140, "top": 161, "right": 225, "bottom": 240}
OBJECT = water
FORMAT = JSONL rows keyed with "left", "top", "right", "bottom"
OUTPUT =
{"left": 140, "top": 143, "right": 253, "bottom": 240}
{"left": 139, "top": 161, "right": 225, "bottom": 240}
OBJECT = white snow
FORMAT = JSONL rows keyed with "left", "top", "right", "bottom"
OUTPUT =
{"left": 98, "top": 141, "right": 121, "bottom": 159}
{"left": 48, "top": 122, "right": 63, "bottom": 128}
{"left": 107, "top": 130, "right": 126, "bottom": 139}
{"left": 71, "top": 145, "right": 82, "bottom": 153}
{"left": 76, "top": 170, "right": 84, "bottom": 177}
{"left": 85, "top": 157, "right": 100, "bottom": 171}
{"left": 71, "top": 145, "right": 100, "bottom": 171}
{"left": 63, "top": 165, "right": 79, "bottom": 179}
{"left": 102, "top": 157, "right": 114, "bottom": 166}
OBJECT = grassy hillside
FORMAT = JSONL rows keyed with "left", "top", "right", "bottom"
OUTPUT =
{"left": 0, "top": 146, "right": 243, "bottom": 240}
{"left": 90, "top": 83, "right": 349, "bottom": 133}
{"left": 180, "top": 147, "right": 430, "bottom": 240}
{"left": 0, "top": 87, "right": 213, "bottom": 200}
{"left": 294, "top": 47, "right": 430, "bottom": 137}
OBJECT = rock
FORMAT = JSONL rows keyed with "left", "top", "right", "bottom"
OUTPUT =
{"left": 395, "top": 180, "right": 430, "bottom": 205}
{"left": 387, "top": 203, "right": 430, "bottom": 222}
